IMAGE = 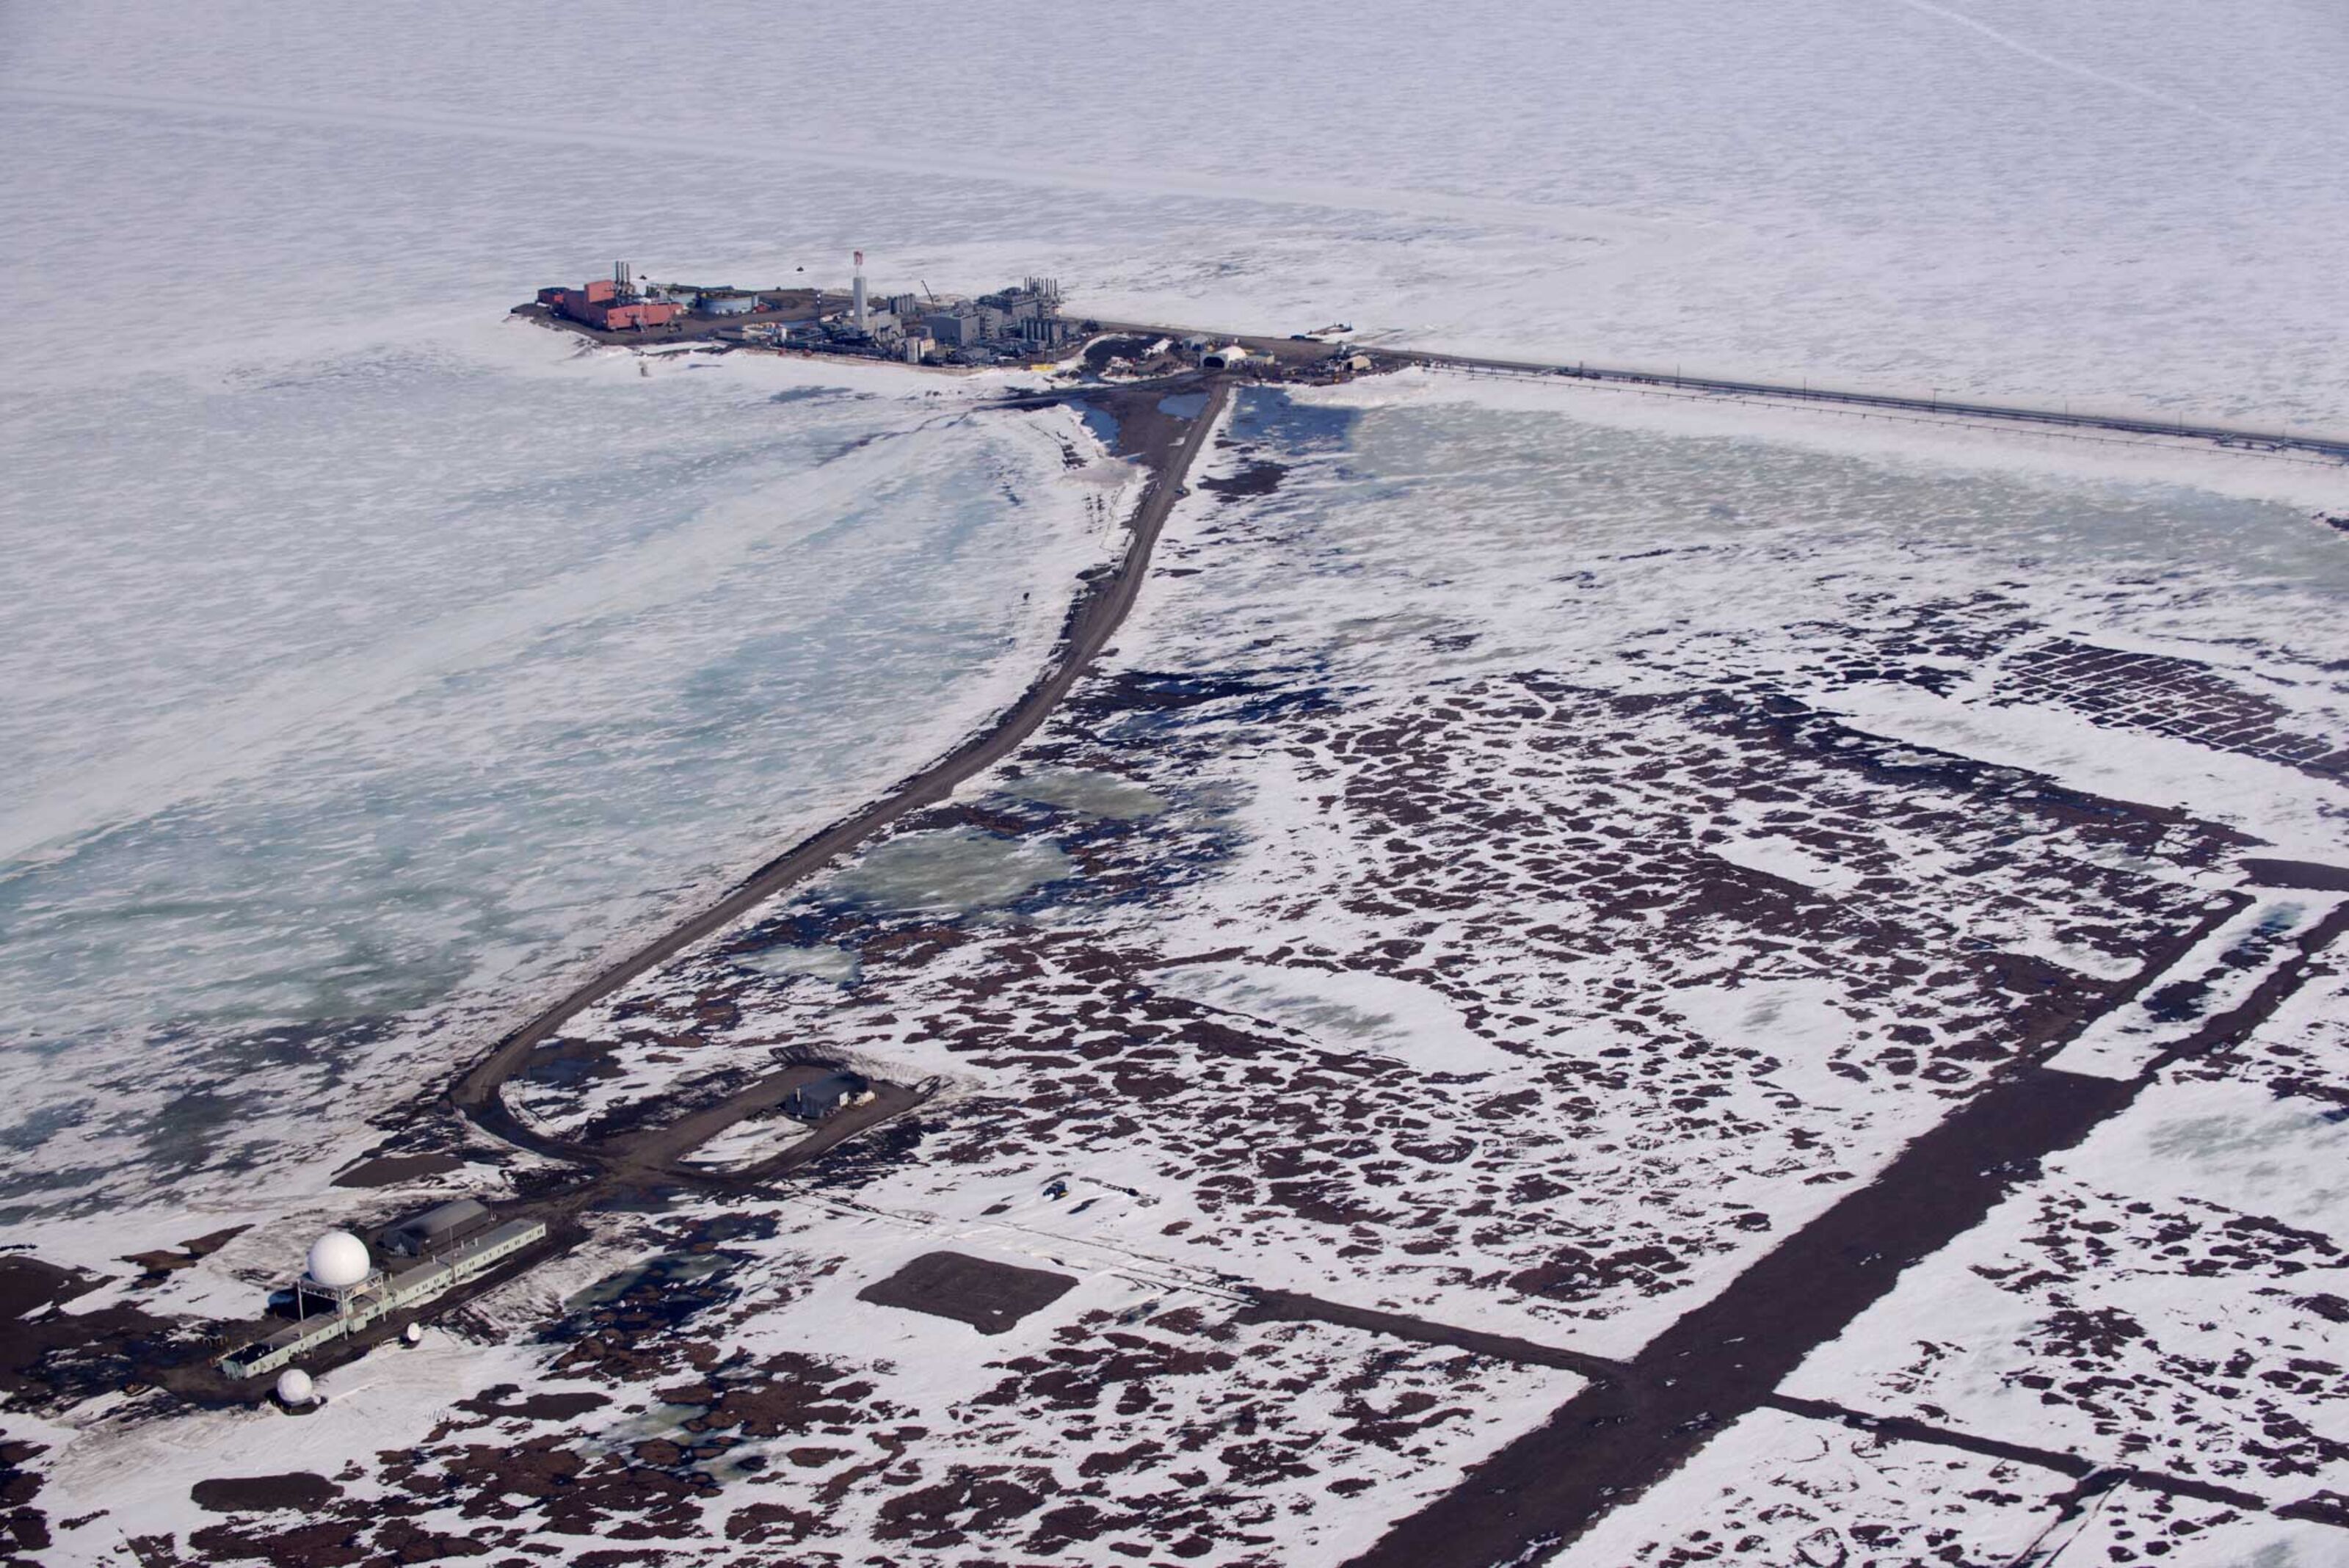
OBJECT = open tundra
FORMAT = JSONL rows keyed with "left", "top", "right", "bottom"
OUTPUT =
{"left": 27, "top": 371, "right": 2348, "bottom": 1565}
{"left": 10, "top": 3, "right": 2349, "bottom": 1564}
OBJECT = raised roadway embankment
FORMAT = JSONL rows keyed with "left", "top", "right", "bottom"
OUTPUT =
{"left": 448, "top": 377, "right": 1235, "bottom": 1156}
{"left": 1096, "top": 319, "right": 2349, "bottom": 464}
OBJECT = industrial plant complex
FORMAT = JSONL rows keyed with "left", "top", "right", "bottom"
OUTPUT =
{"left": 529, "top": 253, "right": 1083, "bottom": 366}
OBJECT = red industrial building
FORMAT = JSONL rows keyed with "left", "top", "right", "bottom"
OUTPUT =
{"left": 538, "top": 264, "right": 680, "bottom": 331}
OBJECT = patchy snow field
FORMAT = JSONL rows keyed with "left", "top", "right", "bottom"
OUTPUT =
{"left": 8, "top": 4, "right": 2349, "bottom": 1561}
{"left": 10, "top": 373, "right": 2349, "bottom": 1564}
{"left": 1785, "top": 958, "right": 2349, "bottom": 1510}
{"left": 27, "top": 1196, "right": 1573, "bottom": 1567}
{"left": 1555, "top": 1407, "right": 2075, "bottom": 1567}
{"left": 1554, "top": 1404, "right": 2348, "bottom": 1568}
{"left": 193, "top": 376, "right": 2326, "bottom": 1561}
{"left": 512, "top": 377, "right": 2349, "bottom": 1361}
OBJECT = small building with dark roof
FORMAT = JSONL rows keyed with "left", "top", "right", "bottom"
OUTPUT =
{"left": 783, "top": 1071, "right": 871, "bottom": 1122}
{"left": 380, "top": 1198, "right": 493, "bottom": 1259}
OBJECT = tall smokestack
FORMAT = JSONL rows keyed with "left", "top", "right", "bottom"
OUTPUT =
{"left": 852, "top": 250, "right": 867, "bottom": 331}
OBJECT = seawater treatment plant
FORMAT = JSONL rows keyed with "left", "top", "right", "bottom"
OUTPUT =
{"left": 217, "top": 1205, "right": 547, "bottom": 1379}
{"left": 522, "top": 252, "right": 1083, "bottom": 366}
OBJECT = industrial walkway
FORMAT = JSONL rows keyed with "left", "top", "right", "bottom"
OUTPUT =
{"left": 1098, "top": 319, "right": 2349, "bottom": 465}
{"left": 1401, "top": 347, "right": 2349, "bottom": 462}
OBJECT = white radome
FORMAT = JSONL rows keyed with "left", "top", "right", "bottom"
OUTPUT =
{"left": 305, "top": 1230, "right": 371, "bottom": 1288}
{"left": 275, "top": 1368, "right": 314, "bottom": 1406}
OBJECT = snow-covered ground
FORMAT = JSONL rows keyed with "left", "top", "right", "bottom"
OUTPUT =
{"left": 28, "top": 1194, "right": 1576, "bottom": 1568}
{"left": 1555, "top": 1404, "right": 2347, "bottom": 1567}
{"left": 9, "top": 5, "right": 2349, "bottom": 1563}
{"left": 1785, "top": 959, "right": 2349, "bottom": 1507}
{"left": 15, "top": 369, "right": 2349, "bottom": 1567}
{"left": 510, "top": 376, "right": 2349, "bottom": 1356}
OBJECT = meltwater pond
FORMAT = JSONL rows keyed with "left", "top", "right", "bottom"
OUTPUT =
{"left": 0, "top": 333, "right": 1113, "bottom": 1224}
{"left": 821, "top": 827, "right": 1074, "bottom": 917}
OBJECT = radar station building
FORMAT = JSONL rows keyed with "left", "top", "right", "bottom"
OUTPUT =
{"left": 217, "top": 1205, "right": 547, "bottom": 1379}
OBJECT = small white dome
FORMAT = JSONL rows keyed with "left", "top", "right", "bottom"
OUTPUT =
{"left": 402, "top": 1323, "right": 424, "bottom": 1346}
{"left": 305, "top": 1231, "right": 371, "bottom": 1288}
{"left": 275, "top": 1368, "right": 314, "bottom": 1405}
